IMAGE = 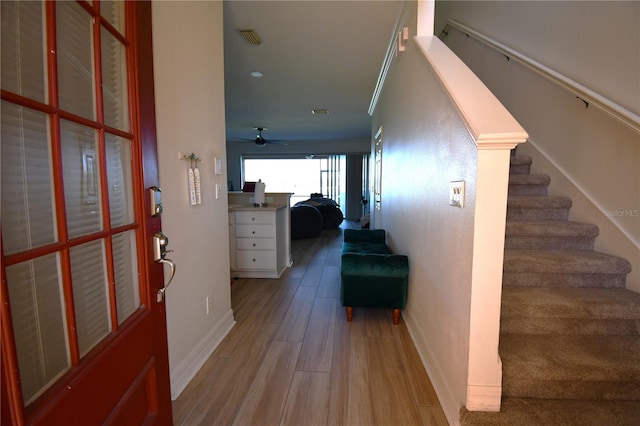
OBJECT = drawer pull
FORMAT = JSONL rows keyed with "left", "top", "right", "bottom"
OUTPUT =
{"left": 252, "top": 243, "right": 256, "bottom": 247}
{"left": 252, "top": 217, "right": 255, "bottom": 221}
{"left": 252, "top": 258, "right": 256, "bottom": 262}
{"left": 252, "top": 231, "right": 255, "bottom": 234}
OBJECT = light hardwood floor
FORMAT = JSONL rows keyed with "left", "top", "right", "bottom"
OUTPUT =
{"left": 172, "top": 222, "right": 448, "bottom": 426}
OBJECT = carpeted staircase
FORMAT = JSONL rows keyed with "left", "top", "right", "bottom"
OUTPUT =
{"left": 460, "top": 153, "right": 640, "bottom": 425}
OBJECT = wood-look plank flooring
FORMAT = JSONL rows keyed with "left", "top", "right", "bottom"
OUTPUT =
{"left": 172, "top": 222, "right": 448, "bottom": 426}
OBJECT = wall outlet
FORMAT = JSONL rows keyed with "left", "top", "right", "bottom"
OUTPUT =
{"left": 206, "top": 295, "right": 213, "bottom": 314}
{"left": 450, "top": 181, "right": 465, "bottom": 208}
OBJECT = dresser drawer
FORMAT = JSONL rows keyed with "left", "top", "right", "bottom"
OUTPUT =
{"left": 235, "top": 224, "right": 276, "bottom": 238}
{"left": 236, "top": 238, "right": 275, "bottom": 250}
{"left": 236, "top": 250, "right": 275, "bottom": 270}
{"left": 235, "top": 211, "right": 274, "bottom": 225}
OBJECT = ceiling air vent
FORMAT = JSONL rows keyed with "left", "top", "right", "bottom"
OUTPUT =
{"left": 311, "top": 109, "right": 330, "bottom": 115}
{"left": 238, "top": 29, "right": 262, "bottom": 46}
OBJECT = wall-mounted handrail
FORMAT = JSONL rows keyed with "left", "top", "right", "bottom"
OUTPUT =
{"left": 368, "top": 2, "right": 411, "bottom": 117}
{"left": 442, "top": 19, "right": 640, "bottom": 135}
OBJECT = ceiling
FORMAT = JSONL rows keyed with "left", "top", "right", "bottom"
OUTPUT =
{"left": 223, "top": 1, "right": 402, "bottom": 145}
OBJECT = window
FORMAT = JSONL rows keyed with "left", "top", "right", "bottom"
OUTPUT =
{"left": 243, "top": 155, "right": 346, "bottom": 210}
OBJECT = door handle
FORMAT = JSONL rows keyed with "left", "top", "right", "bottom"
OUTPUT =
{"left": 154, "top": 232, "right": 176, "bottom": 302}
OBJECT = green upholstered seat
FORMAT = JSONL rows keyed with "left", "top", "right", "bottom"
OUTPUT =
{"left": 340, "top": 229, "right": 409, "bottom": 324}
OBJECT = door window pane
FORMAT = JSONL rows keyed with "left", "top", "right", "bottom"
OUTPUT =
{"left": 101, "top": 27, "right": 129, "bottom": 130}
{"left": 1, "top": 102, "right": 56, "bottom": 255}
{"left": 112, "top": 231, "right": 140, "bottom": 324}
{"left": 61, "top": 120, "right": 102, "bottom": 237}
{"left": 106, "top": 133, "right": 134, "bottom": 227}
{"left": 69, "top": 240, "right": 111, "bottom": 357}
{"left": 1, "top": 0, "right": 47, "bottom": 102}
{"left": 100, "top": 1, "right": 125, "bottom": 34}
{"left": 56, "top": 1, "right": 95, "bottom": 120}
{"left": 6, "top": 253, "right": 70, "bottom": 405}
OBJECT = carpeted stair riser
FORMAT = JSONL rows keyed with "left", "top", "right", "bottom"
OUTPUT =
{"left": 505, "top": 221, "right": 598, "bottom": 251}
{"left": 503, "top": 250, "right": 632, "bottom": 288}
{"left": 460, "top": 398, "right": 640, "bottom": 426}
{"left": 502, "top": 316, "right": 640, "bottom": 335}
{"left": 503, "top": 378, "right": 640, "bottom": 401}
{"left": 500, "top": 334, "right": 640, "bottom": 400}
{"left": 507, "top": 196, "right": 572, "bottom": 221}
{"left": 501, "top": 287, "right": 640, "bottom": 335}
{"left": 503, "top": 272, "right": 628, "bottom": 288}
{"left": 509, "top": 155, "right": 532, "bottom": 175}
{"left": 508, "top": 174, "right": 550, "bottom": 196}
{"left": 504, "top": 250, "right": 632, "bottom": 275}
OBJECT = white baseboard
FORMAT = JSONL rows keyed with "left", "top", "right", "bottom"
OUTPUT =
{"left": 169, "top": 309, "right": 236, "bottom": 400}
{"left": 403, "top": 310, "right": 463, "bottom": 426}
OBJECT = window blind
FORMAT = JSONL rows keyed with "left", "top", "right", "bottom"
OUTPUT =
{"left": 60, "top": 120, "right": 103, "bottom": 238}
{"left": 56, "top": 1, "right": 95, "bottom": 120}
{"left": 0, "top": 1, "right": 47, "bottom": 103}
{"left": 5, "top": 254, "right": 70, "bottom": 405}
{"left": 69, "top": 240, "right": 111, "bottom": 357}
{"left": 1, "top": 102, "right": 56, "bottom": 255}
{"left": 101, "top": 27, "right": 129, "bottom": 131}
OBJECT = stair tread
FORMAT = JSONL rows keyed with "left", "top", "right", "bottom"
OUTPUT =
{"left": 460, "top": 397, "right": 640, "bottom": 426}
{"left": 506, "top": 221, "right": 599, "bottom": 237}
{"left": 504, "top": 250, "right": 632, "bottom": 274}
{"left": 507, "top": 195, "right": 572, "bottom": 207}
{"left": 509, "top": 174, "right": 550, "bottom": 185}
{"left": 502, "top": 287, "right": 640, "bottom": 319}
{"left": 500, "top": 334, "right": 640, "bottom": 381}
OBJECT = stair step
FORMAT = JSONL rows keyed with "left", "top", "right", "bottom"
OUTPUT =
{"left": 509, "top": 155, "right": 532, "bottom": 175}
{"left": 507, "top": 196, "right": 572, "bottom": 221}
{"left": 505, "top": 221, "right": 599, "bottom": 250}
{"left": 501, "top": 287, "right": 640, "bottom": 335}
{"left": 508, "top": 174, "right": 550, "bottom": 196}
{"left": 500, "top": 334, "right": 640, "bottom": 400}
{"left": 460, "top": 398, "right": 640, "bottom": 425}
{"left": 503, "top": 250, "right": 632, "bottom": 288}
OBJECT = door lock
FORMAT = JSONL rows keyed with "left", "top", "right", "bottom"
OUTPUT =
{"left": 153, "top": 232, "right": 176, "bottom": 302}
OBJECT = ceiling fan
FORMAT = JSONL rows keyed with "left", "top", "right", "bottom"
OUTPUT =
{"left": 233, "top": 127, "right": 287, "bottom": 147}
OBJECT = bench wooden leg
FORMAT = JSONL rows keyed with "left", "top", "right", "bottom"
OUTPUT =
{"left": 393, "top": 308, "right": 400, "bottom": 325}
{"left": 346, "top": 306, "right": 353, "bottom": 322}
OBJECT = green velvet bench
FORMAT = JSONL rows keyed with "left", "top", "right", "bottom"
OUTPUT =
{"left": 340, "top": 229, "right": 409, "bottom": 324}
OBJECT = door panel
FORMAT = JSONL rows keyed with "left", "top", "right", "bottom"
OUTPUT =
{"left": 1, "top": 1, "right": 172, "bottom": 424}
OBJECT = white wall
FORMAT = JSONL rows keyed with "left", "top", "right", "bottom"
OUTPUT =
{"left": 371, "top": 1, "right": 529, "bottom": 420}
{"left": 436, "top": 1, "right": 640, "bottom": 292}
{"left": 374, "top": 56, "right": 477, "bottom": 422}
{"left": 435, "top": 1, "right": 639, "bottom": 115}
{"left": 372, "top": 4, "right": 476, "bottom": 421}
{"left": 152, "top": 0, "right": 235, "bottom": 399}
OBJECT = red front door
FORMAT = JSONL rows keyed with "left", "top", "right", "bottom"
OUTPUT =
{"left": 1, "top": 1, "right": 172, "bottom": 424}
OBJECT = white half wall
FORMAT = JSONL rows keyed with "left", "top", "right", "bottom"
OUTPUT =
{"left": 371, "top": 2, "right": 527, "bottom": 422}
{"left": 151, "top": 0, "right": 235, "bottom": 399}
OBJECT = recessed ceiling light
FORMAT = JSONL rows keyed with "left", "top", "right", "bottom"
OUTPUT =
{"left": 250, "top": 71, "right": 263, "bottom": 78}
{"left": 311, "top": 109, "right": 330, "bottom": 115}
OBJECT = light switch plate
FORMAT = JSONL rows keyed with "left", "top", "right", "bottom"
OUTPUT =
{"left": 214, "top": 157, "right": 222, "bottom": 175}
{"left": 450, "top": 181, "right": 465, "bottom": 208}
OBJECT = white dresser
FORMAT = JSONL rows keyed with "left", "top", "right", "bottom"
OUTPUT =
{"left": 228, "top": 193, "right": 292, "bottom": 278}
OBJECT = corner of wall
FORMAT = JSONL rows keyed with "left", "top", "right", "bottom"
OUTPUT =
{"left": 169, "top": 310, "right": 235, "bottom": 399}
